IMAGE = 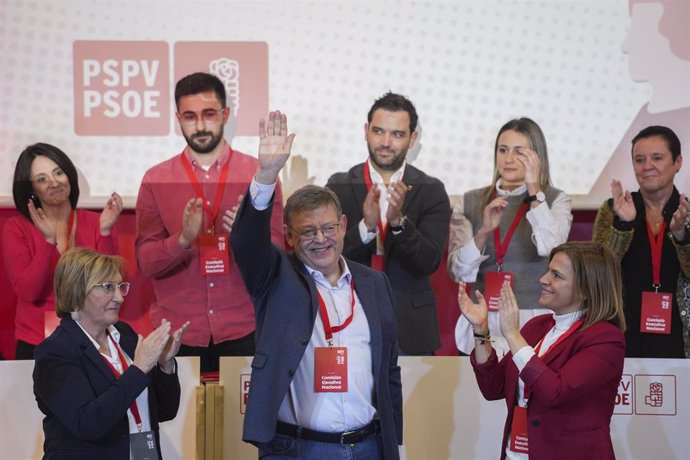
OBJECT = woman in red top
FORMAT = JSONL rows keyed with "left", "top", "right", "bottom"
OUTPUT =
{"left": 3, "top": 143, "right": 123, "bottom": 359}
{"left": 459, "top": 241, "right": 626, "bottom": 460}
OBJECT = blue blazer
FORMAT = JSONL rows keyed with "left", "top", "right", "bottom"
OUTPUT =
{"left": 231, "top": 194, "right": 403, "bottom": 460}
{"left": 33, "top": 317, "right": 181, "bottom": 460}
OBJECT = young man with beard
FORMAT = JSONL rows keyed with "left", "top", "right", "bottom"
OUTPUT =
{"left": 326, "top": 92, "right": 451, "bottom": 355}
{"left": 135, "top": 72, "right": 284, "bottom": 372}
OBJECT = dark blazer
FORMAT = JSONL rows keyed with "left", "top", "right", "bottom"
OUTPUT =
{"left": 231, "top": 193, "right": 403, "bottom": 460}
{"left": 471, "top": 315, "right": 625, "bottom": 460}
{"left": 33, "top": 317, "right": 181, "bottom": 460}
{"left": 327, "top": 163, "right": 450, "bottom": 354}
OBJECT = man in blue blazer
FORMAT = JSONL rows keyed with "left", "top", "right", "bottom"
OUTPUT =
{"left": 228, "top": 111, "right": 402, "bottom": 459}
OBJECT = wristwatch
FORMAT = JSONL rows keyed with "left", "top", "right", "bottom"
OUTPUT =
{"left": 528, "top": 191, "right": 546, "bottom": 204}
{"left": 389, "top": 216, "right": 407, "bottom": 232}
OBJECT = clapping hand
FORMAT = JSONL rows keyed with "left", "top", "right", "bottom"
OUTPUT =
{"left": 457, "top": 282, "right": 489, "bottom": 332}
{"left": 133, "top": 320, "right": 173, "bottom": 373}
{"left": 611, "top": 180, "right": 636, "bottom": 222}
{"left": 158, "top": 320, "right": 191, "bottom": 374}
{"left": 100, "top": 192, "right": 123, "bottom": 236}
{"left": 670, "top": 193, "right": 690, "bottom": 241}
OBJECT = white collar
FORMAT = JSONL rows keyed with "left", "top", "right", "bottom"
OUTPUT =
{"left": 303, "top": 257, "right": 352, "bottom": 290}
{"left": 495, "top": 179, "right": 527, "bottom": 197}
{"left": 552, "top": 310, "right": 585, "bottom": 332}
{"left": 366, "top": 158, "right": 406, "bottom": 185}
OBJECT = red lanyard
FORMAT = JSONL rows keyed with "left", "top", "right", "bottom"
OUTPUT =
{"left": 363, "top": 161, "right": 388, "bottom": 244}
{"left": 317, "top": 279, "right": 356, "bottom": 346}
{"left": 523, "top": 318, "right": 584, "bottom": 401}
{"left": 180, "top": 148, "right": 233, "bottom": 234}
{"left": 101, "top": 332, "right": 143, "bottom": 429}
{"left": 646, "top": 221, "right": 667, "bottom": 290}
{"left": 493, "top": 197, "right": 528, "bottom": 267}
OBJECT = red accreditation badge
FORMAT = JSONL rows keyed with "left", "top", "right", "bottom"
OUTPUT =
{"left": 198, "top": 234, "right": 230, "bottom": 276}
{"left": 485, "top": 271, "right": 514, "bottom": 311}
{"left": 640, "top": 291, "right": 672, "bottom": 334}
{"left": 371, "top": 254, "right": 384, "bottom": 272}
{"left": 509, "top": 406, "right": 529, "bottom": 453}
{"left": 314, "top": 346, "right": 348, "bottom": 393}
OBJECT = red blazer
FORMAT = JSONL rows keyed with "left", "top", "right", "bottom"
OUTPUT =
{"left": 471, "top": 314, "right": 625, "bottom": 460}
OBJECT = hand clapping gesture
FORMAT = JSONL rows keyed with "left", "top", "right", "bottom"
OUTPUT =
{"left": 457, "top": 282, "right": 489, "bottom": 332}
{"left": 610, "top": 179, "right": 636, "bottom": 222}
{"left": 670, "top": 193, "right": 690, "bottom": 241}
{"left": 99, "top": 192, "right": 123, "bottom": 236}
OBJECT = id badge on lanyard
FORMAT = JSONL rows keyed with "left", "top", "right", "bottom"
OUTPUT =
{"left": 641, "top": 221, "right": 672, "bottom": 334}
{"left": 313, "top": 280, "right": 355, "bottom": 393}
{"left": 487, "top": 199, "right": 526, "bottom": 311}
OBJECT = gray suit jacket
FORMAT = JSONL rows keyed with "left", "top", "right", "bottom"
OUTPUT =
{"left": 327, "top": 163, "right": 451, "bottom": 354}
{"left": 231, "top": 193, "right": 403, "bottom": 460}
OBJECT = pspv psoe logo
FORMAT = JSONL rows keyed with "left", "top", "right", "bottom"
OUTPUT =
{"left": 613, "top": 374, "right": 633, "bottom": 415}
{"left": 73, "top": 40, "right": 268, "bottom": 136}
{"left": 634, "top": 374, "right": 676, "bottom": 415}
{"left": 240, "top": 373, "right": 251, "bottom": 414}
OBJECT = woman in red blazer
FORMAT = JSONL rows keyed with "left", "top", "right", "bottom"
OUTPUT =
{"left": 459, "top": 241, "right": 626, "bottom": 460}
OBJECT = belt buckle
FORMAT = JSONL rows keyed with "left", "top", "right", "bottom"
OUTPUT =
{"left": 340, "top": 429, "right": 357, "bottom": 445}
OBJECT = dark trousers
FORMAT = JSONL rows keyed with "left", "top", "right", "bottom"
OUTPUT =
{"left": 177, "top": 331, "right": 255, "bottom": 373}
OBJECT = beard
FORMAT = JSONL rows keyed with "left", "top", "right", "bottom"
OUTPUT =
{"left": 368, "top": 144, "right": 408, "bottom": 172}
{"left": 183, "top": 127, "right": 224, "bottom": 154}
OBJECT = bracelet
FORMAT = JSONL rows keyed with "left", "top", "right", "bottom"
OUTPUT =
{"left": 473, "top": 329, "right": 492, "bottom": 345}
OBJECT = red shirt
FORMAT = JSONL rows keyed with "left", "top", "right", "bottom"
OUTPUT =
{"left": 2, "top": 209, "right": 118, "bottom": 345}
{"left": 135, "top": 145, "right": 284, "bottom": 346}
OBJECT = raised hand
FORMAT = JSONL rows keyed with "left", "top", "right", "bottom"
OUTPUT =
{"left": 386, "top": 181, "right": 409, "bottom": 227}
{"left": 179, "top": 197, "right": 204, "bottom": 248}
{"left": 256, "top": 110, "right": 296, "bottom": 185}
{"left": 27, "top": 199, "right": 58, "bottom": 244}
{"left": 132, "top": 320, "right": 172, "bottom": 373}
{"left": 611, "top": 179, "right": 636, "bottom": 222}
{"left": 670, "top": 193, "right": 690, "bottom": 241}
{"left": 221, "top": 194, "right": 244, "bottom": 234}
{"left": 99, "top": 192, "right": 123, "bottom": 236}
{"left": 457, "top": 282, "right": 489, "bottom": 332}
{"left": 158, "top": 320, "right": 190, "bottom": 374}
{"left": 362, "top": 186, "right": 381, "bottom": 232}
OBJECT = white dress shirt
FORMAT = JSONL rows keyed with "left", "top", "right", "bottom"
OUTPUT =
{"left": 250, "top": 178, "right": 377, "bottom": 432}
{"left": 358, "top": 159, "right": 407, "bottom": 246}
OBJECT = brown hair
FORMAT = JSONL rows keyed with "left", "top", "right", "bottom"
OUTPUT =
{"left": 54, "top": 248, "right": 126, "bottom": 318}
{"left": 550, "top": 241, "right": 626, "bottom": 331}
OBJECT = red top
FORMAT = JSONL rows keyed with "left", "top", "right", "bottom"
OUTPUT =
{"left": 135, "top": 145, "right": 285, "bottom": 346}
{"left": 2, "top": 209, "right": 118, "bottom": 345}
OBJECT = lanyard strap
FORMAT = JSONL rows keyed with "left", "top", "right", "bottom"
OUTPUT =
{"left": 363, "top": 161, "right": 388, "bottom": 247}
{"left": 524, "top": 318, "right": 584, "bottom": 401}
{"left": 493, "top": 198, "right": 528, "bottom": 267}
{"left": 316, "top": 279, "right": 356, "bottom": 346}
{"left": 646, "top": 221, "right": 667, "bottom": 290}
{"left": 101, "top": 332, "right": 143, "bottom": 429}
{"left": 180, "top": 148, "right": 233, "bottom": 234}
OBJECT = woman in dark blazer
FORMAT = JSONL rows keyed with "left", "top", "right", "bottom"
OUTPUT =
{"left": 458, "top": 241, "right": 626, "bottom": 460}
{"left": 33, "top": 248, "right": 189, "bottom": 459}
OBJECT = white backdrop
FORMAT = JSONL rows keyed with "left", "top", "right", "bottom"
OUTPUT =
{"left": 4, "top": 0, "right": 682, "bottom": 209}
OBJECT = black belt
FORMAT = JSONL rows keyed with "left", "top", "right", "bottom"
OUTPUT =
{"left": 276, "top": 420, "right": 379, "bottom": 444}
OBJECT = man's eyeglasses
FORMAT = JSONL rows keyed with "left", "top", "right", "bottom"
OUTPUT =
{"left": 177, "top": 108, "right": 225, "bottom": 126}
{"left": 289, "top": 223, "right": 341, "bottom": 241}
{"left": 93, "top": 282, "right": 131, "bottom": 296}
